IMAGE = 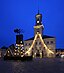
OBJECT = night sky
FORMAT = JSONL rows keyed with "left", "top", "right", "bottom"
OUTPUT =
{"left": 0, "top": 0, "right": 64, "bottom": 48}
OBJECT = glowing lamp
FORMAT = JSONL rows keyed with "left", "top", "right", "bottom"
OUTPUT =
{"left": 37, "top": 21, "right": 39, "bottom": 23}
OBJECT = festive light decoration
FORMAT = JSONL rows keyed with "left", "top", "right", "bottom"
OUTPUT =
{"left": 34, "top": 25, "right": 43, "bottom": 29}
{"left": 25, "top": 32, "right": 54, "bottom": 57}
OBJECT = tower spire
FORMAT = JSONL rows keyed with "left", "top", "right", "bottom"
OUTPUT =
{"left": 37, "top": 0, "right": 40, "bottom": 14}
{"left": 38, "top": 9, "right": 39, "bottom": 14}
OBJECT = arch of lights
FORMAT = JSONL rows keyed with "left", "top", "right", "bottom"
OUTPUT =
{"left": 25, "top": 32, "right": 54, "bottom": 57}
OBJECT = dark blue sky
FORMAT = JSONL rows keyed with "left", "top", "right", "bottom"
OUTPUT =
{"left": 0, "top": 0, "right": 64, "bottom": 48}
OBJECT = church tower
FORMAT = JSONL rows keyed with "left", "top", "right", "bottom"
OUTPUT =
{"left": 24, "top": 10, "right": 55, "bottom": 58}
{"left": 34, "top": 10, "right": 44, "bottom": 36}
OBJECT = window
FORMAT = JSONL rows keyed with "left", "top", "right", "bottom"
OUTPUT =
{"left": 44, "top": 47, "right": 45, "bottom": 49}
{"left": 37, "top": 30, "right": 39, "bottom": 32}
{"left": 39, "top": 42, "right": 41, "bottom": 45}
{"left": 51, "top": 41, "right": 53, "bottom": 44}
{"left": 39, "top": 47, "right": 41, "bottom": 50}
{"left": 35, "top": 42, "right": 37, "bottom": 45}
{"left": 17, "top": 53, "right": 19, "bottom": 55}
{"left": 25, "top": 43, "right": 27, "bottom": 46}
{"left": 47, "top": 41, "right": 49, "bottom": 44}
{"left": 29, "top": 43, "right": 31, "bottom": 46}
{"left": 49, "top": 53, "right": 53, "bottom": 57}
{"left": 43, "top": 47, "right": 45, "bottom": 50}
{"left": 26, "top": 49, "right": 27, "bottom": 51}
{"left": 35, "top": 47, "right": 37, "bottom": 50}
{"left": 32, "top": 48, "right": 34, "bottom": 51}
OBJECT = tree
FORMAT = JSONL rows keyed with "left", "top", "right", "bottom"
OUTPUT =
{"left": 1, "top": 46, "right": 8, "bottom": 49}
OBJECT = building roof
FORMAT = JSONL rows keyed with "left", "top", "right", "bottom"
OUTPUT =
{"left": 56, "top": 49, "right": 64, "bottom": 52}
{"left": 25, "top": 35, "right": 55, "bottom": 41}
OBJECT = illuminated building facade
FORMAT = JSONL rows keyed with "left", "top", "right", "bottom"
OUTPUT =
{"left": 4, "top": 12, "right": 56, "bottom": 58}
{"left": 56, "top": 49, "right": 64, "bottom": 58}
{"left": 24, "top": 12, "right": 56, "bottom": 58}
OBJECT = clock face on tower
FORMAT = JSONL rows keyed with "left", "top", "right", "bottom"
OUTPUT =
{"left": 37, "top": 20, "right": 39, "bottom": 23}
{"left": 36, "top": 14, "right": 42, "bottom": 25}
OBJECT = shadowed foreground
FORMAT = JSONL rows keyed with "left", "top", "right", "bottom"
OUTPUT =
{"left": 0, "top": 58, "right": 64, "bottom": 73}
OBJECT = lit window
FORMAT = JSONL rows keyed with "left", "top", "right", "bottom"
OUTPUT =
{"left": 16, "top": 46, "right": 18, "bottom": 49}
{"left": 21, "top": 52, "right": 23, "bottom": 54}
{"left": 35, "top": 53, "right": 36, "bottom": 55}
{"left": 17, "top": 53, "right": 19, "bottom": 55}
{"left": 8, "top": 51, "right": 9, "bottom": 53}
{"left": 18, "top": 47, "right": 20, "bottom": 49}
{"left": 22, "top": 46, "right": 24, "bottom": 49}
{"left": 20, "top": 41, "right": 22, "bottom": 43}
{"left": 15, "top": 50, "right": 17, "bottom": 52}
{"left": 14, "top": 53, "right": 16, "bottom": 55}
{"left": 21, "top": 44, "right": 23, "bottom": 47}
{"left": 18, "top": 50, "right": 20, "bottom": 52}
{"left": 23, "top": 50, "right": 24, "bottom": 52}
{"left": 21, "top": 55, "right": 23, "bottom": 57}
